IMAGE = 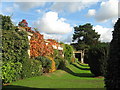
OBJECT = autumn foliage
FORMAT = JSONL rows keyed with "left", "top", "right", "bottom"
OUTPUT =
{"left": 18, "top": 19, "right": 64, "bottom": 72}
{"left": 30, "top": 32, "right": 54, "bottom": 58}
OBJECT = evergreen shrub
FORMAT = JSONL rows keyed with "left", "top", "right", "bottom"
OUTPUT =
{"left": 88, "top": 43, "right": 109, "bottom": 76}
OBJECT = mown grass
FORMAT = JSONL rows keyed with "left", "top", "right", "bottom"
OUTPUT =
{"left": 3, "top": 63, "right": 105, "bottom": 89}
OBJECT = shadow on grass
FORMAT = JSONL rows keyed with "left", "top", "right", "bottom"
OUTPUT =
{"left": 2, "top": 85, "right": 106, "bottom": 90}
{"left": 2, "top": 85, "right": 37, "bottom": 90}
{"left": 62, "top": 66, "right": 94, "bottom": 77}
{"left": 77, "top": 62, "right": 89, "bottom": 67}
{"left": 72, "top": 63, "right": 90, "bottom": 70}
{"left": 2, "top": 85, "right": 57, "bottom": 90}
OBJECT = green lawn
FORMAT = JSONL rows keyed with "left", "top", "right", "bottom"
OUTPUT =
{"left": 3, "top": 63, "right": 105, "bottom": 89}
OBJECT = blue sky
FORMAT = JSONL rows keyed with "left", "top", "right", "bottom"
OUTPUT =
{"left": 0, "top": 0, "right": 119, "bottom": 43}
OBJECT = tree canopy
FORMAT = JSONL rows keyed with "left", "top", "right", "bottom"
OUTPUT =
{"left": 71, "top": 23, "right": 100, "bottom": 50}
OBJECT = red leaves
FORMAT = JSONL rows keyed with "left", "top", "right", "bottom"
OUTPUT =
{"left": 30, "top": 32, "right": 54, "bottom": 58}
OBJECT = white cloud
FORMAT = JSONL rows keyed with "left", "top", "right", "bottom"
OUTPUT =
{"left": 14, "top": 2, "right": 45, "bottom": 11}
{"left": 35, "top": 9, "right": 42, "bottom": 13}
{"left": 51, "top": 1, "right": 100, "bottom": 13}
{"left": 93, "top": 25, "right": 113, "bottom": 42}
{"left": 41, "top": 33, "right": 62, "bottom": 41}
{"left": 94, "top": 0, "right": 118, "bottom": 22}
{"left": 87, "top": 9, "right": 96, "bottom": 17}
{"left": 111, "top": 18, "right": 118, "bottom": 26}
{"left": 41, "top": 32, "right": 73, "bottom": 44}
{"left": 34, "top": 11, "right": 73, "bottom": 34}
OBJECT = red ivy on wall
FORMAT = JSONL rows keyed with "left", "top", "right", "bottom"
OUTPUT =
{"left": 30, "top": 32, "right": 54, "bottom": 58}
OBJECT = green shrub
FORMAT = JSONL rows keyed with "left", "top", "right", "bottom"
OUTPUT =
{"left": 54, "top": 56, "right": 66, "bottom": 69}
{"left": 2, "top": 30, "right": 29, "bottom": 63}
{"left": 88, "top": 43, "right": 109, "bottom": 76}
{"left": 30, "top": 59, "right": 43, "bottom": 76}
{"left": 63, "top": 44, "right": 74, "bottom": 64}
{"left": 2, "top": 61, "right": 22, "bottom": 84}
{"left": 21, "top": 59, "right": 43, "bottom": 78}
{"left": 21, "top": 59, "right": 32, "bottom": 78}
{"left": 35, "top": 56, "right": 52, "bottom": 73}
{"left": 54, "top": 57, "right": 60, "bottom": 69}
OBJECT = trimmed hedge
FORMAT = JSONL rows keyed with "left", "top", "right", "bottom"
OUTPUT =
{"left": 88, "top": 43, "right": 109, "bottom": 76}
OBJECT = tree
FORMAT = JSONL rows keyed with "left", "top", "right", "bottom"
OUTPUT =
{"left": 72, "top": 23, "right": 100, "bottom": 49}
{"left": 0, "top": 14, "right": 14, "bottom": 30}
{"left": 105, "top": 18, "right": 120, "bottom": 89}
{"left": 71, "top": 23, "right": 100, "bottom": 63}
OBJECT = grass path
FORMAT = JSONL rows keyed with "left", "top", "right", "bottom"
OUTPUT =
{"left": 3, "top": 63, "right": 105, "bottom": 89}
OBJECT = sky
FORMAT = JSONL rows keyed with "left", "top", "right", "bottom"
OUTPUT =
{"left": 0, "top": 0, "right": 119, "bottom": 44}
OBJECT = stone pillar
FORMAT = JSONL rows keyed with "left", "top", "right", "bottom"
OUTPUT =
{"left": 81, "top": 50, "right": 84, "bottom": 64}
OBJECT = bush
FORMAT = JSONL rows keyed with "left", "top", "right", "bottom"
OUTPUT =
{"left": 63, "top": 44, "right": 74, "bottom": 64}
{"left": 2, "top": 62, "right": 22, "bottom": 84}
{"left": 54, "top": 56, "right": 66, "bottom": 69}
{"left": 35, "top": 56, "right": 52, "bottom": 73}
{"left": 31, "top": 59, "right": 43, "bottom": 76}
{"left": 21, "top": 59, "right": 43, "bottom": 78}
{"left": 21, "top": 59, "right": 33, "bottom": 79}
{"left": 54, "top": 57, "right": 60, "bottom": 69}
{"left": 88, "top": 43, "right": 109, "bottom": 76}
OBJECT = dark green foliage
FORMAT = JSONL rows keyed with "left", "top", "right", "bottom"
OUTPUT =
{"left": 105, "top": 18, "right": 120, "bottom": 89}
{"left": 2, "top": 30, "right": 29, "bottom": 63}
{"left": 54, "top": 57, "right": 60, "bottom": 69}
{"left": 88, "top": 43, "right": 109, "bottom": 76}
{"left": 35, "top": 56, "right": 52, "bottom": 73}
{"left": 2, "top": 29, "right": 29, "bottom": 83}
{"left": 21, "top": 59, "right": 42, "bottom": 78}
{"left": 0, "top": 14, "right": 15, "bottom": 30}
{"left": 72, "top": 23, "right": 100, "bottom": 51}
{"left": 63, "top": 44, "right": 74, "bottom": 63}
{"left": 54, "top": 56, "right": 66, "bottom": 69}
{"left": 53, "top": 49, "right": 66, "bottom": 69}
{"left": 53, "top": 49, "right": 59, "bottom": 57}
{"left": 30, "top": 59, "right": 43, "bottom": 76}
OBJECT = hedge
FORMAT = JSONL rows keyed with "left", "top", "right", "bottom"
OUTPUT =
{"left": 88, "top": 43, "right": 109, "bottom": 76}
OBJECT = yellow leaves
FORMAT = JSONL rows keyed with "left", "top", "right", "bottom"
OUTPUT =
{"left": 46, "top": 56, "right": 56, "bottom": 73}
